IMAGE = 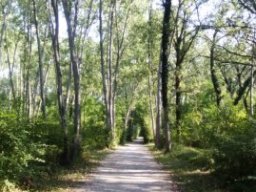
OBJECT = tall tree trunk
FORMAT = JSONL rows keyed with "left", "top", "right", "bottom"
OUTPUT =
{"left": 111, "top": 0, "right": 131, "bottom": 144}
{"left": 24, "top": 22, "right": 33, "bottom": 119}
{"left": 62, "top": 0, "right": 81, "bottom": 161}
{"left": 160, "top": 0, "right": 172, "bottom": 152}
{"left": 250, "top": 65, "right": 254, "bottom": 115}
{"left": 99, "top": 0, "right": 111, "bottom": 146}
{"left": 6, "top": 37, "right": 20, "bottom": 114}
{"left": 107, "top": 0, "right": 115, "bottom": 143}
{"left": 210, "top": 30, "right": 222, "bottom": 107}
{"left": 50, "top": 0, "right": 69, "bottom": 165}
{"left": 0, "top": 2, "right": 8, "bottom": 65}
{"left": 32, "top": 0, "right": 46, "bottom": 118}
{"left": 155, "top": 54, "right": 162, "bottom": 149}
{"left": 26, "top": 69, "right": 33, "bottom": 119}
{"left": 6, "top": 47, "right": 16, "bottom": 106}
{"left": 175, "top": 62, "right": 182, "bottom": 140}
{"left": 147, "top": 0, "right": 156, "bottom": 141}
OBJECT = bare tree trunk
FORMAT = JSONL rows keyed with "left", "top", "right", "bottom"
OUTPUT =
{"left": 32, "top": 0, "right": 46, "bottom": 118}
{"left": 155, "top": 58, "right": 162, "bottom": 149}
{"left": 6, "top": 47, "right": 16, "bottom": 106}
{"left": 160, "top": 0, "right": 172, "bottom": 152}
{"left": 147, "top": 0, "right": 156, "bottom": 140}
{"left": 210, "top": 30, "right": 222, "bottom": 107}
{"left": 112, "top": 0, "right": 131, "bottom": 144}
{"left": 62, "top": 0, "right": 81, "bottom": 161}
{"left": 175, "top": 64, "right": 182, "bottom": 140}
{"left": 107, "top": 0, "right": 115, "bottom": 143}
{"left": 250, "top": 31, "right": 255, "bottom": 116}
{"left": 27, "top": 70, "right": 33, "bottom": 119}
{"left": 50, "top": 0, "right": 69, "bottom": 164}
{"left": 0, "top": 2, "right": 8, "bottom": 64}
{"left": 99, "top": 0, "right": 111, "bottom": 145}
{"left": 6, "top": 37, "right": 20, "bottom": 113}
{"left": 24, "top": 23, "right": 33, "bottom": 119}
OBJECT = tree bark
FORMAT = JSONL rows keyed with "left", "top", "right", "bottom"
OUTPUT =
{"left": 155, "top": 58, "right": 162, "bottom": 149}
{"left": 160, "top": 0, "right": 172, "bottom": 152}
{"left": 6, "top": 37, "right": 20, "bottom": 113}
{"left": 6, "top": 47, "right": 16, "bottom": 106}
{"left": 0, "top": 2, "right": 8, "bottom": 65}
{"left": 210, "top": 30, "right": 222, "bottom": 107}
{"left": 107, "top": 0, "right": 115, "bottom": 143}
{"left": 99, "top": 0, "right": 111, "bottom": 146}
{"left": 147, "top": 0, "right": 156, "bottom": 141}
{"left": 50, "top": 0, "right": 69, "bottom": 165}
{"left": 32, "top": 0, "right": 46, "bottom": 118}
{"left": 62, "top": 0, "right": 81, "bottom": 162}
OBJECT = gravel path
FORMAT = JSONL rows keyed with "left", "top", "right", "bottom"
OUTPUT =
{"left": 77, "top": 138, "right": 177, "bottom": 192}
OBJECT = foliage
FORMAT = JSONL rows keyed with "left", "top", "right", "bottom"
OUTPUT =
{"left": 0, "top": 113, "right": 32, "bottom": 180}
{"left": 213, "top": 123, "right": 256, "bottom": 182}
{"left": 81, "top": 97, "right": 108, "bottom": 149}
{"left": 151, "top": 141, "right": 256, "bottom": 192}
{"left": 150, "top": 144, "right": 217, "bottom": 192}
{"left": 128, "top": 101, "right": 153, "bottom": 144}
{"left": 0, "top": 112, "right": 65, "bottom": 189}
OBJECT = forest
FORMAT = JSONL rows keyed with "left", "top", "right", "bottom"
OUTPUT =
{"left": 0, "top": 0, "right": 256, "bottom": 191}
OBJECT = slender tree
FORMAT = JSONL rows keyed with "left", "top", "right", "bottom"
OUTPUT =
{"left": 32, "top": 0, "right": 46, "bottom": 118}
{"left": 49, "top": 0, "right": 70, "bottom": 164}
{"left": 160, "top": 0, "right": 172, "bottom": 152}
{"left": 61, "top": 0, "right": 81, "bottom": 161}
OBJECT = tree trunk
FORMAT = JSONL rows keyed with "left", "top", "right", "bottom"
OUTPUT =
{"left": 250, "top": 65, "right": 254, "bottom": 116}
{"left": 160, "top": 0, "right": 172, "bottom": 152}
{"left": 147, "top": 0, "right": 156, "bottom": 140}
{"left": 155, "top": 56, "right": 162, "bottom": 149}
{"left": 0, "top": 2, "right": 8, "bottom": 65}
{"left": 175, "top": 65, "right": 182, "bottom": 141}
{"left": 50, "top": 0, "right": 69, "bottom": 164}
{"left": 107, "top": 0, "right": 116, "bottom": 144}
{"left": 32, "top": 0, "right": 46, "bottom": 118}
{"left": 6, "top": 47, "right": 16, "bottom": 106}
{"left": 210, "top": 30, "right": 222, "bottom": 107}
{"left": 99, "top": 0, "right": 110, "bottom": 141}
{"left": 6, "top": 38, "right": 20, "bottom": 113}
{"left": 62, "top": 0, "right": 81, "bottom": 162}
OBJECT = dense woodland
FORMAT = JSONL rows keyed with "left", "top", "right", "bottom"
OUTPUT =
{"left": 0, "top": 0, "right": 256, "bottom": 191}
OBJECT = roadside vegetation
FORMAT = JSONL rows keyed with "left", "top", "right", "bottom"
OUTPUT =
{"left": 150, "top": 104, "right": 256, "bottom": 192}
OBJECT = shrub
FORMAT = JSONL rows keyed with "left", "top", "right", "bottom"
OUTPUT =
{"left": 81, "top": 97, "right": 108, "bottom": 149}
{"left": 0, "top": 113, "right": 31, "bottom": 180}
{"left": 213, "top": 125, "right": 256, "bottom": 181}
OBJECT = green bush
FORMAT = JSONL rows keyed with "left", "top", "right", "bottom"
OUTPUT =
{"left": 181, "top": 100, "right": 256, "bottom": 182}
{"left": 83, "top": 125, "right": 108, "bottom": 149}
{"left": 81, "top": 97, "right": 108, "bottom": 149}
{"left": 0, "top": 113, "right": 31, "bottom": 180}
{"left": 213, "top": 125, "right": 256, "bottom": 181}
{"left": 0, "top": 111, "right": 65, "bottom": 190}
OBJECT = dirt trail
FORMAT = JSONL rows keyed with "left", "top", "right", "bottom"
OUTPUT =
{"left": 76, "top": 138, "right": 177, "bottom": 192}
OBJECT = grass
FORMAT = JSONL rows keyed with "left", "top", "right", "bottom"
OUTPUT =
{"left": 149, "top": 144, "right": 256, "bottom": 192}
{"left": 24, "top": 148, "right": 110, "bottom": 192}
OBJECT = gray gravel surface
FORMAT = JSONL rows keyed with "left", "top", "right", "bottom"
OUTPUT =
{"left": 76, "top": 139, "right": 177, "bottom": 192}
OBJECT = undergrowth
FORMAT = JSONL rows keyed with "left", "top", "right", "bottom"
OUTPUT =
{"left": 149, "top": 144, "right": 256, "bottom": 192}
